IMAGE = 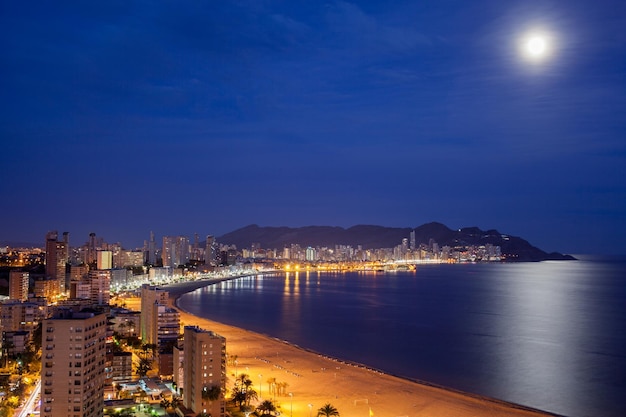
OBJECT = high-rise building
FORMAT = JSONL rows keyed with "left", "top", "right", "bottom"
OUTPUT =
{"left": 87, "top": 232, "right": 97, "bottom": 264}
{"left": 162, "top": 236, "right": 190, "bottom": 269}
{"left": 182, "top": 326, "right": 226, "bottom": 417}
{"left": 9, "top": 270, "right": 29, "bottom": 301}
{"left": 305, "top": 246, "right": 317, "bottom": 261}
{"left": 410, "top": 230, "right": 416, "bottom": 251}
{"left": 45, "top": 231, "right": 69, "bottom": 294}
{"left": 96, "top": 251, "right": 112, "bottom": 270}
{"left": 145, "top": 231, "right": 157, "bottom": 265}
{"left": 140, "top": 284, "right": 170, "bottom": 345}
{"left": 89, "top": 270, "right": 111, "bottom": 306}
{"left": 205, "top": 235, "right": 216, "bottom": 265}
{"left": 41, "top": 309, "right": 107, "bottom": 417}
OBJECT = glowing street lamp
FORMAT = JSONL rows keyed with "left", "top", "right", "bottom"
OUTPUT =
{"left": 308, "top": 403, "right": 313, "bottom": 417}
{"left": 259, "top": 374, "right": 263, "bottom": 398}
{"left": 289, "top": 393, "right": 293, "bottom": 417}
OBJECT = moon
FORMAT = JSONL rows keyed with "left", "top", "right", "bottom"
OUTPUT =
{"left": 518, "top": 30, "right": 554, "bottom": 63}
{"left": 526, "top": 36, "right": 547, "bottom": 56}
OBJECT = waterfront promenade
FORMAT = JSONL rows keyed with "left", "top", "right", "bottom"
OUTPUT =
{"left": 128, "top": 278, "right": 560, "bottom": 417}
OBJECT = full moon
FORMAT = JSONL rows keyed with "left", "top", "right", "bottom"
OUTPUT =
{"left": 526, "top": 36, "right": 547, "bottom": 56}
{"left": 518, "top": 30, "right": 554, "bottom": 63}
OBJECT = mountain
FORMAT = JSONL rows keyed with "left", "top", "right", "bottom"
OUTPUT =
{"left": 216, "top": 222, "right": 575, "bottom": 261}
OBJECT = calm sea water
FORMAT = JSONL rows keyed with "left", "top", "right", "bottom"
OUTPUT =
{"left": 178, "top": 258, "right": 626, "bottom": 417}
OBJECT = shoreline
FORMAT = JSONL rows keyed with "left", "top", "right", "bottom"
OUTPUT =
{"left": 159, "top": 273, "right": 563, "bottom": 417}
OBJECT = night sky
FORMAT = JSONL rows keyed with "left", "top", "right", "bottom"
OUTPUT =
{"left": 1, "top": 1, "right": 625, "bottom": 255}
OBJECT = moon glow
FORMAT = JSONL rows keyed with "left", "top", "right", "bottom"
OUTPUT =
{"left": 519, "top": 30, "right": 554, "bottom": 64}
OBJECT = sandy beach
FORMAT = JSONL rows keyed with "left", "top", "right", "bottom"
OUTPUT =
{"left": 130, "top": 278, "right": 561, "bottom": 417}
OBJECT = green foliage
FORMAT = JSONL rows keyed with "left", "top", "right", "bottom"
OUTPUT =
{"left": 202, "top": 385, "right": 222, "bottom": 400}
{"left": 317, "top": 403, "right": 340, "bottom": 417}
{"left": 256, "top": 400, "right": 277, "bottom": 416}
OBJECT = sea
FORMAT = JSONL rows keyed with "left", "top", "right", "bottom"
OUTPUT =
{"left": 177, "top": 257, "right": 626, "bottom": 417}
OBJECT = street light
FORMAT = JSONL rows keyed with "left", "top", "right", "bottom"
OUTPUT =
{"left": 289, "top": 393, "right": 293, "bottom": 417}
{"left": 308, "top": 403, "right": 313, "bottom": 417}
{"left": 259, "top": 374, "right": 263, "bottom": 398}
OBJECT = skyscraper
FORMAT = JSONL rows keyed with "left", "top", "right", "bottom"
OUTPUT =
{"left": 205, "top": 235, "right": 216, "bottom": 265}
{"left": 140, "top": 284, "right": 170, "bottom": 345}
{"left": 182, "top": 326, "right": 226, "bottom": 417}
{"left": 145, "top": 231, "right": 157, "bottom": 265}
{"left": 41, "top": 309, "right": 107, "bottom": 417}
{"left": 162, "top": 236, "right": 190, "bottom": 269}
{"left": 45, "top": 231, "right": 69, "bottom": 295}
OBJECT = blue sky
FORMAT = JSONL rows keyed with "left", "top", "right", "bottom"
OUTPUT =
{"left": 1, "top": 0, "right": 625, "bottom": 254}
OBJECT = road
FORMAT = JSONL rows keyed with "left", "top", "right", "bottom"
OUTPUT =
{"left": 16, "top": 379, "right": 40, "bottom": 417}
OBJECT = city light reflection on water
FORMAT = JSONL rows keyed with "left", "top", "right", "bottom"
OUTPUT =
{"left": 179, "top": 260, "right": 626, "bottom": 417}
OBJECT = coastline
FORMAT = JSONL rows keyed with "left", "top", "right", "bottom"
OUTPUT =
{"left": 158, "top": 274, "right": 563, "bottom": 417}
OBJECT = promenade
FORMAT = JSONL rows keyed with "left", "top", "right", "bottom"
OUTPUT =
{"left": 128, "top": 279, "right": 560, "bottom": 417}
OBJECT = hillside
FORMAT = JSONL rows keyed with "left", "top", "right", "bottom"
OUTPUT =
{"left": 217, "top": 223, "right": 575, "bottom": 261}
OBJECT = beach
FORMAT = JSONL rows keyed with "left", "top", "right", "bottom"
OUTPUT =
{"left": 129, "top": 278, "right": 560, "bottom": 417}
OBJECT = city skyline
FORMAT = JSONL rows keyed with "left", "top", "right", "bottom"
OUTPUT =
{"left": 1, "top": 1, "right": 625, "bottom": 255}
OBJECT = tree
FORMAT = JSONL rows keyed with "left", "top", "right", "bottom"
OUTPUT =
{"left": 244, "top": 388, "right": 258, "bottom": 406}
{"left": 317, "top": 403, "right": 340, "bottom": 417}
{"left": 256, "top": 399, "right": 277, "bottom": 417}
{"left": 277, "top": 381, "right": 289, "bottom": 397}
{"left": 160, "top": 398, "right": 171, "bottom": 410}
{"left": 171, "top": 395, "right": 182, "bottom": 410}
{"left": 135, "top": 356, "right": 152, "bottom": 378}
{"left": 231, "top": 373, "right": 258, "bottom": 408}
{"left": 266, "top": 377, "right": 277, "bottom": 398}
{"left": 202, "top": 385, "right": 222, "bottom": 401}
{"left": 232, "top": 389, "right": 247, "bottom": 408}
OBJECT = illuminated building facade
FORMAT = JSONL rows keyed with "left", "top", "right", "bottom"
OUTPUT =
{"left": 9, "top": 270, "right": 29, "bottom": 301}
{"left": 140, "top": 284, "right": 169, "bottom": 345}
{"left": 162, "top": 236, "right": 190, "bottom": 269}
{"left": 41, "top": 309, "right": 107, "bottom": 417}
{"left": 182, "top": 326, "right": 226, "bottom": 417}
{"left": 89, "top": 270, "right": 111, "bottom": 306}
{"left": 45, "top": 231, "right": 69, "bottom": 294}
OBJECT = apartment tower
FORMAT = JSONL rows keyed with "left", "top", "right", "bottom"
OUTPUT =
{"left": 182, "top": 326, "right": 226, "bottom": 417}
{"left": 9, "top": 270, "right": 29, "bottom": 301}
{"left": 41, "top": 309, "right": 107, "bottom": 417}
{"left": 45, "top": 231, "right": 69, "bottom": 294}
{"left": 140, "top": 284, "right": 170, "bottom": 344}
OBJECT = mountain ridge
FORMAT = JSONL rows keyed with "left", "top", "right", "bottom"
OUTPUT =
{"left": 217, "top": 222, "right": 575, "bottom": 261}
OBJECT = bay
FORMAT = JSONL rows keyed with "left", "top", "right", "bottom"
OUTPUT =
{"left": 178, "top": 258, "right": 626, "bottom": 417}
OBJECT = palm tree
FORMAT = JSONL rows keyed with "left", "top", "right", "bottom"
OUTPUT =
{"left": 202, "top": 385, "right": 222, "bottom": 401}
{"left": 266, "top": 377, "right": 277, "bottom": 398}
{"left": 232, "top": 389, "right": 247, "bottom": 408}
{"left": 256, "top": 399, "right": 277, "bottom": 416}
{"left": 171, "top": 395, "right": 182, "bottom": 410}
{"left": 160, "top": 398, "right": 171, "bottom": 410}
{"left": 317, "top": 403, "right": 340, "bottom": 417}
{"left": 135, "top": 356, "right": 152, "bottom": 378}
{"left": 244, "top": 387, "right": 258, "bottom": 406}
{"left": 277, "top": 381, "right": 289, "bottom": 397}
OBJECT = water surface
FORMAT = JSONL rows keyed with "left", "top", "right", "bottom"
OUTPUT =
{"left": 179, "top": 260, "right": 626, "bottom": 417}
